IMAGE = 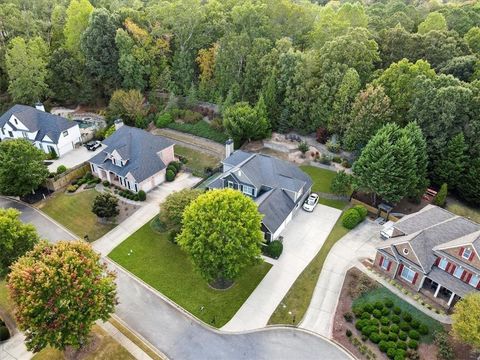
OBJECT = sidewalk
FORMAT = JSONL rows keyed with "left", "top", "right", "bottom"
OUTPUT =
{"left": 93, "top": 173, "right": 200, "bottom": 256}
{"left": 222, "top": 205, "right": 341, "bottom": 331}
{"left": 356, "top": 263, "right": 452, "bottom": 324}
{"left": 300, "top": 221, "right": 382, "bottom": 337}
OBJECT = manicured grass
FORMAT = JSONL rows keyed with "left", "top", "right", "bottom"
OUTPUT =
{"left": 109, "top": 219, "right": 272, "bottom": 327}
{"left": 32, "top": 325, "right": 134, "bottom": 360}
{"left": 318, "top": 197, "right": 348, "bottom": 210}
{"left": 174, "top": 145, "right": 220, "bottom": 174}
{"left": 167, "top": 120, "right": 229, "bottom": 143}
{"left": 300, "top": 165, "right": 338, "bottom": 194}
{"left": 446, "top": 197, "right": 480, "bottom": 223}
{"left": 268, "top": 215, "right": 350, "bottom": 325}
{"left": 353, "top": 287, "right": 443, "bottom": 343}
{"left": 37, "top": 189, "right": 115, "bottom": 241}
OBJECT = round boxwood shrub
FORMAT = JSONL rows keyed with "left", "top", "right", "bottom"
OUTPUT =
{"left": 56, "top": 165, "right": 67, "bottom": 174}
{"left": 379, "top": 340, "right": 389, "bottom": 352}
{"left": 363, "top": 304, "right": 374, "bottom": 313}
{"left": 265, "top": 240, "right": 283, "bottom": 259}
{"left": 379, "top": 333, "right": 389, "bottom": 342}
{"left": 361, "top": 334, "right": 368, "bottom": 342}
{"left": 343, "top": 312, "right": 354, "bottom": 323}
{"left": 408, "top": 340, "right": 418, "bottom": 349}
{"left": 353, "top": 205, "right": 368, "bottom": 220}
{"left": 399, "top": 322, "right": 410, "bottom": 332}
{"left": 388, "top": 332, "right": 398, "bottom": 342}
{"left": 341, "top": 208, "right": 361, "bottom": 229}
{"left": 390, "top": 324, "right": 400, "bottom": 334}
{"left": 137, "top": 190, "right": 146, "bottom": 201}
{"left": 397, "top": 341, "right": 407, "bottom": 350}
{"left": 167, "top": 164, "right": 178, "bottom": 175}
{"left": 374, "top": 301, "right": 384, "bottom": 310}
{"left": 373, "top": 309, "right": 383, "bottom": 318}
{"left": 356, "top": 320, "right": 366, "bottom": 330}
{"left": 387, "top": 347, "right": 397, "bottom": 359}
{"left": 381, "top": 307, "right": 390, "bottom": 316}
{"left": 0, "top": 326, "right": 10, "bottom": 341}
{"left": 402, "top": 313, "right": 412, "bottom": 322}
{"left": 170, "top": 161, "right": 182, "bottom": 172}
{"left": 370, "top": 332, "right": 381, "bottom": 343}
{"left": 381, "top": 326, "right": 390, "bottom": 334}
{"left": 380, "top": 316, "right": 390, "bottom": 326}
{"left": 398, "top": 331, "right": 408, "bottom": 341}
{"left": 362, "top": 326, "right": 373, "bottom": 336}
{"left": 408, "top": 330, "right": 420, "bottom": 340}
{"left": 391, "top": 314, "right": 401, "bottom": 324}
{"left": 395, "top": 349, "right": 406, "bottom": 360}
{"left": 369, "top": 318, "right": 380, "bottom": 326}
{"left": 361, "top": 312, "right": 371, "bottom": 320}
{"left": 346, "top": 329, "right": 352, "bottom": 337}
{"left": 166, "top": 169, "right": 176, "bottom": 182}
{"left": 385, "top": 299, "right": 394, "bottom": 308}
{"left": 418, "top": 324, "right": 429, "bottom": 335}
{"left": 393, "top": 306, "right": 402, "bottom": 315}
{"left": 410, "top": 319, "right": 420, "bottom": 329}
{"left": 352, "top": 306, "right": 362, "bottom": 317}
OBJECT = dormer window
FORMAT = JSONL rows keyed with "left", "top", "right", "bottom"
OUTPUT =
{"left": 63, "top": 130, "right": 68, "bottom": 137}
{"left": 462, "top": 248, "right": 472, "bottom": 260}
{"left": 242, "top": 185, "right": 254, "bottom": 196}
{"left": 14, "top": 118, "right": 18, "bottom": 125}
{"left": 227, "top": 181, "right": 234, "bottom": 188}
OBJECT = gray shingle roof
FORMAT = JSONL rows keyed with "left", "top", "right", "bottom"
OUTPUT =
{"left": 393, "top": 205, "right": 455, "bottom": 235}
{"left": 433, "top": 230, "right": 480, "bottom": 256}
{"left": 89, "top": 126, "right": 174, "bottom": 183}
{"left": 0, "top": 104, "right": 77, "bottom": 143}
{"left": 257, "top": 188, "right": 296, "bottom": 232}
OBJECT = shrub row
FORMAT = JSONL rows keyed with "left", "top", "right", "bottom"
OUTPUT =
{"left": 117, "top": 189, "right": 146, "bottom": 202}
{"left": 341, "top": 205, "right": 368, "bottom": 229}
{"left": 166, "top": 161, "right": 182, "bottom": 182}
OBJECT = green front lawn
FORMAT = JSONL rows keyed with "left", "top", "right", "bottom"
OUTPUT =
{"left": 37, "top": 190, "right": 115, "bottom": 241}
{"left": 353, "top": 287, "right": 443, "bottom": 343}
{"left": 268, "top": 214, "right": 350, "bottom": 325}
{"left": 109, "top": 219, "right": 271, "bottom": 327}
{"left": 174, "top": 145, "right": 220, "bottom": 174}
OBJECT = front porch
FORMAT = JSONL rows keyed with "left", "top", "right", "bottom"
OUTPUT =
{"left": 94, "top": 166, "right": 139, "bottom": 193}
{"left": 420, "top": 277, "right": 460, "bottom": 309}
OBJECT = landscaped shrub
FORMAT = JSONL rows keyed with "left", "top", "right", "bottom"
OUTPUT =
{"left": 363, "top": 304, "right": 374, "bottom": 313}
{"left": 352, "top": 306, "right": 363, "bottom": 317}
{"left": 380, "top": 316, "right": 390, "bottom": 325}
{"left": 408, "top": 340, "right": 418, "bottom": 349}
{"left": 381, "top": 307, "right": 390, "bottom": 316}
{"left": 0, "top": 326, "right": 10, "bottom": 341}
{"left": 403, "top": 313, "right": 412, "bottom": 322}
{"left": 155, "top": 112, "right": 173, "bottom": 128}
{"left": 388, "top": 332, "right": 398, "bottom": 342}
{"left": 361, "top": 334, "right": 368, "bottom": 342}
{"left": 264, "top": 240, "right": 283, "bottom": 259}
{"left": 374, "top": 301, "right": 384, "bottom": 310}
{"left": 392, "top": 314, "right": 401, "bottom": 323}
{"left": 103, "top": 180, "right": 110, "bottom": 187}
{"left": 379, "top": 333, "right": 389, "bottom": 342}
{"left": 373, "top": 309, "right": 382, "bottom": 318}
{"left": 410, "top": 319, "right": 420, "bottom": 329}
{"left": 57, "top": 165, "right": 67, "bottom": 174}
{"left": 166, "top": 169, "right": 175, "bottom": 182}
{"left": 397, "top": 341, "right": 407, "bottom": 350}
{"left": 399, "top": 322, "right": 410, "bottom": 332}
{"left": 434, "top": 331, "right": 454, "bottom": 360}
{"left": 369, "top": 318, "right": 379, "bottom": 326}
{"left": 361, "top": 312, "right": 371, "bottom": 320}
{"left": 326, "top": 139, "right": 341, "bottom": 153}
{"left": 344, "top": 312, "right": 354, "bottom": 323}
{"left": 341, "top": 208, "right": 362, "bottom": 229}
{"left": 167, "top": 164, "right": 178, "bottom": 175}
{"left": 67, "top": 185, "right": 78, "bottom": 193}
{"left": 346, "top": 329, "right": 352, "bottom": 337}
{"left": 356, "top": 321, "right": 364, "bottom": 331}
{"left": 385, "top": 299, "right": 394, "bottom": 308}
{"left": 387, "top": 347, "right": 397, "bottom": 359}
{"left": 408, "top": 330, "right": 420, "bottom": 340}
{"left": 398, "top": 331, "right": 408, "bottom": 341}
{"left": 354, "top": 205, "right": 368, "bottom": 220}
{"left": 170, "top": 161, "right": 182, "bottom": 172}
{"left": 418, "top": 324, "right": 429, "bottom": 335}
{"left": 381, "top": 326, "right": 390, "bottom": 334}
{"left": 393, "top": 306, "right": 402, "bottom": 315}
{"left": 137, "top": 190, "right": 146, "bottom": 201}
{"left": 395, "top": 349, "right": 406, "bottom": 360}
{"left": 390, "top": 324, "right": 400, "bottom": 333}
{"left": 379, "top": 340, "right": 389, "bottom": 352}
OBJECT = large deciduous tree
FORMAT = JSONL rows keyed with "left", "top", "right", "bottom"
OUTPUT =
{"left": 451, "top": 293, "right": 480, "bottom": 350}
{"left": 0, "top": 208, "right": 39, "bottom": 277}
{"left": 64, "top": 0, "right": 94, "bottom": 54}
{"left": 159, "top": 189, "right": 203, "bottom": 231}
{"left": 177, "top": 189, "right": 263, "bottom": 285}
{"left": 0, "top": 139, "right": 49, "bottom": 197}
{"left": 7, "top": 241, "right": 117, "bottom": 352}
{"left": 5, "top": 37, "right": 49, "bottom": 104}
{"left": 418, "top": 12, "right": 447, "bottom": 34}
{"left": 108, "top": 89, "right": 147, "bottom": 126}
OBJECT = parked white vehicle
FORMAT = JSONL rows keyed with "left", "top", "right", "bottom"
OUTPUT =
{"left": 303, "top": 193, "right": 319, "bottom": 212}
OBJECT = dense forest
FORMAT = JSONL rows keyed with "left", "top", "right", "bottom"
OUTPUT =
{"left": 0, "top": 0, "right": 480, "bottom": 205}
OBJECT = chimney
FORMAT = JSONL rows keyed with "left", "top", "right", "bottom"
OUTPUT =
{"left": 35, "top": 102, "right": 45, "bottom": 112}
{"left": 225, "top": 139, "right": 234, "bottom": 159}
{"left": 114, "top": 119, "right": 124, "bottom": 130}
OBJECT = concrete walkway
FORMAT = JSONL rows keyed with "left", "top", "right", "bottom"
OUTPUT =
{"left": 92, "top": 173, "right": 201, "bottom": 256}
{"left": 222, "top": 205, "right": 342, "bottom": 331}
{"left": 356, "top": 263, "right": 452, "bottom": 324}
{"left": 300, "top": 220, "right": 383, "bottom": 337}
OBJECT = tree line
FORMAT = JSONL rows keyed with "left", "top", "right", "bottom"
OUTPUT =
{"left": 1, "top": 0, "right": 480, "bottom": 205}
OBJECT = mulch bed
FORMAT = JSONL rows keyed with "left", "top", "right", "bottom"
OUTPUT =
{"left": 20, "top": 187, "right": 53, "bottom": 204}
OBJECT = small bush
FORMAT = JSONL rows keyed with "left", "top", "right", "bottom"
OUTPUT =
{"left": 384, "top": 299, "right": 394, "bottom": 308}
{"left": 393, "top": 306, "right": 401, "bottom": 315}
{"left": 332, "top": 156, "right": 342, "bottom": 163}
{"left": 103, "top": 180, "right": 110, "bottom": 187}
{"left": 434, "top": 331, "right": 454, "bottom": 360}
{"left": 67, "top": 185, "right": 78, "bottom": 193}
{"left": 380, "top": 317, "right": 390, "bottom": 326}
{"left": 319, "top": 154, "right": 332, "bottom": 164}
{"left": 370, "top": 332, "right": 381, "bottom": 343}
{"left": 341, "top": 208, "right": 362, "bottom": 229}
{"left": 356, "top": 321, "right": 364, "bottom": 331}
{"left": 374, "top": 301, "right": 384, "bottom": 310}
{"left": 168, "top": 229, "right": 179, "bottom": 243}
{"left": 326, "top": 139, "right": 340, "bottom": 153}
{"left": 394, "top": 349, "right": 406, "bottom": 360}
{"left": 0, "top": 326, "right": 10, "bottom": 341}
{"left": 407, "top": 340, "right": 418, "bottom": 349}
{"left": 342, "top": 159, "right": 351, "bottom": 168}
{"left": 390, "top": 324, "right": 400, "bottom": 334}
{"left": 170, "top": 161, "right": 182, "bottom": 172}
{"left": 265, "top": 240, "right": 283, "bottom": 259}
{"left": 398, "top": 331, "right": 408, "bottom": 341}
{"left": 391, "top": 314, "right": 401, "bottom": 324}
{"left": 410, "top": 319, "right": 420, "bottom": 329}
{"left": 408, "top": 330, "right": 420, "bottom": 340}
{"left": 346, "top": 329, "right": 352, "bottom": 337}
{"left": 343, "top": 312, "right": 354, "bottom": 323}
{"left": 418, "top": 324, "right": 429, "bottom": 335}
{"left": 167, "top": 164, "right": 178, "bottom": 175}
{"left": 381, "top": 326, "right": 390, "bottom": 334}
{"left": 166, "top": 169, "right": 176, "bottom": 182}
{"left": 433, "top": 183, "right": 447, "bottom": 207}
{"left": 138, "top": 190, "right": 146, "bottom": 201}
{"left": 402, "top": 313, "right": 412, "bottom": 322}
{"left": 57, "top": 165, "right": 67, "bottom": 174}
{"left": 363, "top": 304, "right": 374, "bottom": 313}
{"left": 361, "top": 312, "right": 371, "bottom": 320}
{"left": 397, "top": 340, "right": 407, "bottom": 350}
{"left": 379, "top": 340, "right": 389, "bottom": 352}
{"left": 399, "top": 322, "right": 410, "bottom": 332}
{"left": 361, "top": 335, "right": 368, "bottom": 342}
{"left": 354, "top": 205, "right": 368, "bottom": 220}
{"left": 388, "top": 332, "right": 398, "bottom": 342}
{"left": 387, "top": 347, "right": 397, "bottom": 359}
{"left": 381, "top": 307, "right": 390, "bottom": 316}
{"left": 379, "top": 333, "right": 389, "bottom": 342}
{"left": 369, "top": 318, "right": 379, "bottom": 326}
{"left": 155, "top": 112, "right": 173, "bottom": 128}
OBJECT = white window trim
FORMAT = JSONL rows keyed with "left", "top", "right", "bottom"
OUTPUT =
{"left": 227, "top": 181, "right": 234, "bottom": 189}
{"left": 453, "top": 266, "right": 463, "bottom": 279}
{"left": 401, "top": 267, "right": 415, "bottom": 283}
{"left": 63, "top": 130, "right": 69, "bottom": 136}
{"left": 381, "top": 258, "right": 390, "bottom": 270}
{"left": 469, "top": 274, "right": 479, "bottom": 288}
{"left": 438, "top": 258, "right": 448, "bottom": 270}
{"left": 462, "top": 248, "right": 472, "bottom": 260}
{"left": 242, "top": 185, "right": 254, "bottom": 196}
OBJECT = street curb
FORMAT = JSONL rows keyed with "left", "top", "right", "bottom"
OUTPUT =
{"left": 105, "top": 258, "right": 355, "bottom": 359}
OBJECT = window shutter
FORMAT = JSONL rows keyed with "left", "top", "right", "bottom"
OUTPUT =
{"left": 379, "top": 256, "right": 384, "bottom": 265}
{"left": 477, "top": 281, "right": 480, "bottom": 290}
{"left": 387, "top": 261, "right": 392, "bottom": 271}
{"left": 412, "top": 272, "right": 418, "bottom": 284}
{"left": 459, "top": 247, "right": 464, "bottom": 256}
{"left": 449, "top": 264, "right": 457, "bottom": 274}
{"left": 398, "top": 264, "right": 404, "bottom": 274}
{"left": 466, "top": 273, "right": 472, "bottom": 283}
{"left": 461, "top": 270, "right": 467, "bottom": 281}
{"left": 445, "top": 262, "right": 451, "bottom": 272}
{"left": 469, "top": 251, "right": 474, "bottom": 261}
{"left": 434, "top": 257, "right": 440, "bottom": 266}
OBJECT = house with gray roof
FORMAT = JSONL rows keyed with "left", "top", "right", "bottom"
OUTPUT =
{"left": 207, "top": 149, "right": 313, "bottom": 241}
{"left": 374, "top": 205, "right": 480, "bottom": 308}
{"left": 88, "top": 122, "right": 175, "bottom": 193}
{"left": 0, "top": 104, "right": 81, "bottom": 157}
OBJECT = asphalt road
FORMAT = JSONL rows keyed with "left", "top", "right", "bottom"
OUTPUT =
{"left": 111, "top": 261, "right": 353, "bottom": 360}
{"left": 0, "top": 196, "right": 76, "bottom": 242}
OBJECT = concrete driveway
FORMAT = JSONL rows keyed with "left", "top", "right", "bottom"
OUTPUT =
{"left": 222, "top": 204, "right": 342, "bottom": 331}
{"left": 300, "top": 220, "right": 382, "bottom": 337}
{"left": 0, "top": 196, "right": 76, "bottom": 242}
{"left": 111, "top": 260, "right": 353, "bottom": 360}
{"left": 47, "top": 145, "right": 102, "bottom": 172}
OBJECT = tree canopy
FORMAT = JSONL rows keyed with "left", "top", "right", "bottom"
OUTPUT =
{"left": 451, "top": 293, "right": 480, "bottom": 350}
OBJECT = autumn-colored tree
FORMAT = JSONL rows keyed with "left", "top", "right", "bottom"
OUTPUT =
{"left": 7, "top": 241, "right": 117, "bottom": 352}
{"left": 451, "top": 293, "right": 480, "bottom": 350}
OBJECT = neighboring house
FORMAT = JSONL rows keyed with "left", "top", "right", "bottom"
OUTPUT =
{"left": 0, "top": 104, "right": 81, "bottom": 157}
{"left": 375, "top": 205, "right": 480, "bottom": 308}
{"left": 207, "top": 144, "right": 313, "bottom": 242}
{"left": 88, "top": 121, "right": 174, "bottom": 193}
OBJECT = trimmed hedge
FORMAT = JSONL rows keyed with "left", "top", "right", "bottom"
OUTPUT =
{"left": 137, "top": 190, "right": 146, "bottom": 201}
{"left": 341, "top": 208, "right": 362, "bottom": 229}
{"left": 166, "top": 169, "right": 175, "bottom": 182}
{"left": 353, "top": 205, "right": 368, "bottom": 219}
{"left": 264, "top": 240, "right": 283, "bottom": 259}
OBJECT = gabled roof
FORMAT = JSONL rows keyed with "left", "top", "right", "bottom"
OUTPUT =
{"left": 392, "top": 205, "right": 455, "bottom": 236}
{"left": 257, "top": 188, "right": 296, "bottom": 232}
{"left": 433, "top": 230, "right": 480, "bottom": 256}
{"left": 0, "top": 104, "right": 77, "bottom": 143}
{"left": 89, "top": 126, "right": 174, "bottom": 183}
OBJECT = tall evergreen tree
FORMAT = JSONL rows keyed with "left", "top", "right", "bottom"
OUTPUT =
{"left": 404, "top": 122, "right": 429, "bottom": 198}
{"left": 329, "top": 68, "right": 360, "bottom": 135}
{"left": 458, "top": 158, "right": 480, "bottom": 206}
{"left": 432, "top": 132, "right": 467, "bottom": 189}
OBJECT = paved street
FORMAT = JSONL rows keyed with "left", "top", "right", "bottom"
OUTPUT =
{"left": 0, "top": 196, "right": 76, "bottom": 242}
{"left": 222, "top": 204, "right": 341, "bottom": 331}
{"left": 300, "top": 220, "right": 383, "bottom": 337}
{"left": 111, "top": 260, "right": 353, "bottom": 360}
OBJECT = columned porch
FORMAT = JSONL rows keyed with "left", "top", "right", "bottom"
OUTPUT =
{"left": 94, "top": 167, "right": 139, "bottom": 192}
{"left": 421, "top": 277, "right": 461, "bottom": 308}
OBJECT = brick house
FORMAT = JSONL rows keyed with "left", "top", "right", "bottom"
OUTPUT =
{"left": 374, "top": 205, "right": 480, "bottom": 308}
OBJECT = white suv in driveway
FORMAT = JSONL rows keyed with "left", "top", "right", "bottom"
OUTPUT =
{"left": 303, "top": 193, "right": 319, "bottom": 212}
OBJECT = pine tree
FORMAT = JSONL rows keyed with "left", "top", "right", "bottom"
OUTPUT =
{"left": 404, "top": 122, "right": 429, "bottom": 198}
{"left": 458, "top": 158, "right": 480, "bottom": 206}
{"left": 433, "top": 183, "right": 448, "bottom": 207}
{"left": 432, "top": 132, "right": 467, "bottom": 189}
